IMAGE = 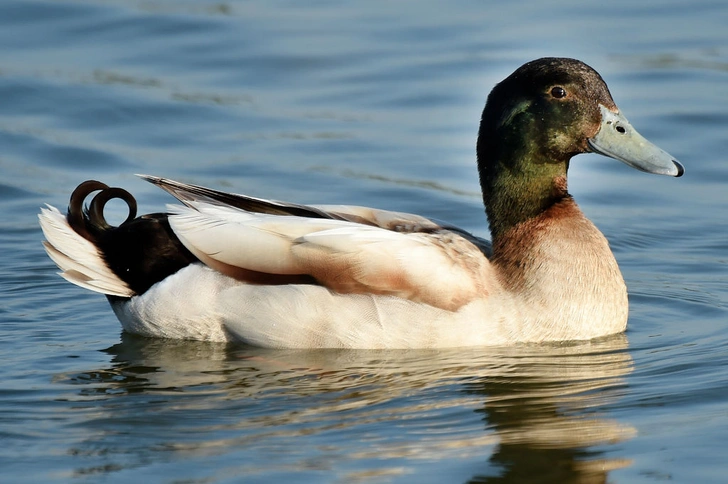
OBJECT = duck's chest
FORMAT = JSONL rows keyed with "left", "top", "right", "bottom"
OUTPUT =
{"left": 492, "top": 204, "right": 628, "bottom": 340}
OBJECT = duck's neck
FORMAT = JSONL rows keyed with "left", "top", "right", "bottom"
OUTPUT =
{"left": 477, "top": 125, "right": 571, "bottom": 243}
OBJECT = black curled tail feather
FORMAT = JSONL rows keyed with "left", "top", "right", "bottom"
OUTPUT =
{"left": 66, "top": 180, "right": 198, "bottom": 296}
{"left": 68, "top": 181, "right": 137, "bottom": 243}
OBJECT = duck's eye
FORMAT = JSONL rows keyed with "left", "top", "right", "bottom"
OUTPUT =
{"left": 550, "top": 86, "right": 567, "bottom": 99}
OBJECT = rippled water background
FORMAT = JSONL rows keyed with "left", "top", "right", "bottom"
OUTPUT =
{"left": 1, "top": 1, "right": 727, "bottom": 482}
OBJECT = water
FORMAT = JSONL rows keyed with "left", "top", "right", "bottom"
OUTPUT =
{"left": 1, "top": 0, "right": 727, "bottom": 482}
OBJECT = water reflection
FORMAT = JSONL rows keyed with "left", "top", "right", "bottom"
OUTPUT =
{"left": 59, "top": 334, "right": 633, "bottom": 481}
{"left": 464, "top": 337, "right": 634, "bottom": 483}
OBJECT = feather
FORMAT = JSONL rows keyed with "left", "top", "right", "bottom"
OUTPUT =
{"left": 38, "top": 206, "right": 133, "bottom": 297}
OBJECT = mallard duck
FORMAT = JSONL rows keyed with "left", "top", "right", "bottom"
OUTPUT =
{"left": 39, "top": 57, "right": 683, "bottom": 348}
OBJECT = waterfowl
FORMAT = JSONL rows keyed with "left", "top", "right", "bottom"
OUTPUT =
{"left": 39, "top": 57, "right": 683, "bottom": 348}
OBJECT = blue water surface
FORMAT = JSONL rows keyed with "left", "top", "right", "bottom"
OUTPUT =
{"left": 1, "top": 1, "right": 727, "bottom": 482}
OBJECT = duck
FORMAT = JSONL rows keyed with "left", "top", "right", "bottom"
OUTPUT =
{"left": 39, "top": 57, "right": 683, "bottom": 349}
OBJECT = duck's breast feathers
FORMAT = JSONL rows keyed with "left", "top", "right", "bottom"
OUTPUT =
{"left": 167, "top": 200, "right": 495, "bottom": 312}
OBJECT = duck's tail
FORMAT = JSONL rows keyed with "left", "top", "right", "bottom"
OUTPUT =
{"left": 39, "top": 181, "right": 135, "bottom": 298}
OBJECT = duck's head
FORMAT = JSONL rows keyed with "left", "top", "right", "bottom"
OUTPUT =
{"left": 477, "top": 57, "right": 683, "bottom": 238}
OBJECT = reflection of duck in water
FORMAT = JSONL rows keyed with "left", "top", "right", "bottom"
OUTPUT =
{"left": 465, "top": 336, "right": 634, "bottom": 482}
{"left": 40, "top": 58, "right": 682, "bottom": 348}
{"left": 62, "top": 335, "right": 634, "bottom": 481}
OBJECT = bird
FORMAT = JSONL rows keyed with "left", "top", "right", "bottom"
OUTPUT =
{"left": 39, "top": 57, "right": 683, "bottom": 349}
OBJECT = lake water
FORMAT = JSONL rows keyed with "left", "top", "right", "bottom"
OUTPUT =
{"left": 1, "top": 0, "right": 727, "bottom": 482}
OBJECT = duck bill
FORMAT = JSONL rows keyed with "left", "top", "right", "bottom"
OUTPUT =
{"left": 587, "top": 104, "right": 684, "bottom": 177}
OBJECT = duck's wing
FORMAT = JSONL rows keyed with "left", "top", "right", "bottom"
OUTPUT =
{"left": 142, "top": 175, "right": 452, "bottom": 229}
{"left": 141, "top": 175, "right": 341, "bottom": 220}
{"left": 141, "top": 175, "right": 492, "bottom": 253}
{"left": 143, "top": 177, "right": 495, "bottom": 312}
{"left": 314, "top": 204, "right": 493, "bottom": 257}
